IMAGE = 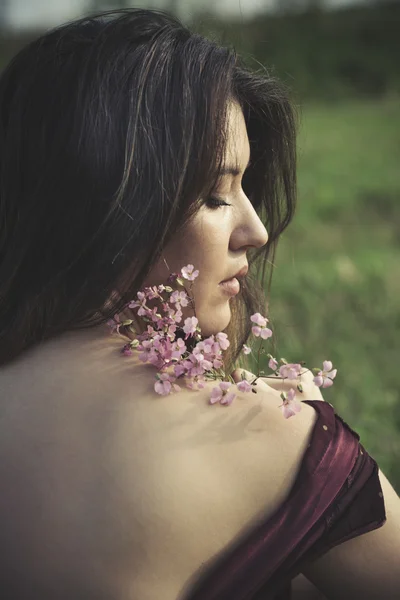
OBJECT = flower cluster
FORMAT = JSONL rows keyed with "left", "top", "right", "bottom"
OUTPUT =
{"left": 107, "top": 264, "right": 337, "bottom": 419}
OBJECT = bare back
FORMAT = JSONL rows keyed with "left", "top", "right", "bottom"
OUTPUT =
{"left": 0, "top": 326, "right": 321, "bottom": 599}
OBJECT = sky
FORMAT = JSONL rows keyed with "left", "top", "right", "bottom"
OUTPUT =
{"left": 2, "top": 0, "right": 372, "bottom": 29}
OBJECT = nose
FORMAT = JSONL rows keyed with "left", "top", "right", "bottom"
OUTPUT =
{"left": 230, "top": 193, "right": 269, "bottom": 251}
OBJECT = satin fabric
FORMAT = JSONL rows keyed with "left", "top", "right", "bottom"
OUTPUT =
{"left": 185, "top": 400, "right": 386, "bottom": 600}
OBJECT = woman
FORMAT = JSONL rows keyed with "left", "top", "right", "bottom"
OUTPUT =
{"left": 0, "top": 8, "right": 399, "bottom": 600}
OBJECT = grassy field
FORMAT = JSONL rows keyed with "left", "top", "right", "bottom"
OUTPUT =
{"left": 254, "top": 98, "right": 400, "bottom": 492}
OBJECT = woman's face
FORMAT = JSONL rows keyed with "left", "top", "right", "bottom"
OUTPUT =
{"left": 143, "top": 102, "right": 269, "bottom": 337}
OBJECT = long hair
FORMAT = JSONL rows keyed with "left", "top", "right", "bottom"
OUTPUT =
{"left": 0, "top": 8, "right": 297, "bottom": 373}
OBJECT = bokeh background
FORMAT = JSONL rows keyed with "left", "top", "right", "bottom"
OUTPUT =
{"left": 1, "top": 0, "right": 399, "bottom": 491}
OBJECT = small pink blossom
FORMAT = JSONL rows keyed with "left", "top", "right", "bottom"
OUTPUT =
{"left": 250, "top": 312, "right": 268, "bottom": 327}
{"left": 138, "top": 339, "right": 153, "bottom": 362}
{"left": 279, "top": 363, "right": 302, "bottom": 380}
{"left": 183, "top": 316, "right": 198, "bottom": 338}
{"left": 260, "top": 327, "right": 272, "bottom": 339}
{"left": 279, "top": 388, "right": 302, "bottom": 419}
{"left": 210, "top": 386, "right": 223, "bottom": 404}
{"left": 268, "top": 357, "right": 278, "bottom": 370}
{"left": 107, "top": 313, "right": 122, "bottom": 334}
{"left": 242, "top": 344, "right": 252, "bottom": 355}
{"left": 220, "top": 392, "right": 236, "bottom": 406}
{"left": 313, "top": 361, "right": 337, "bottom": 388}
{"left": 209, "top": 381, "right": 236, "bottom": 406}
{"left": 216, "top": 332, "right": 230, "bottom": 350}
{"left": 154, "top": 373, "right": 173, "bottom": 396}
{"left": 251, "top": 325, "right": 273, "bottom": 339}
{"left": 170, "top": 308, "right": 183, "bottom": 324}
{"left": 170, "top": 290, "right": 189, "bottom": 307}
{"left": 237, "top": 379, "right": 252, "bottom": 393}
{"left": 174, "top": 363, "right": 187, "bottom": 377}
{"left": 171, "top": 338, "right": 186, "bottom": 359}
{"left": 145, "top": 285, "right": 163, "bottom": 300}
{"left": 181, "top": 264, "right": 199, "bottom": 281}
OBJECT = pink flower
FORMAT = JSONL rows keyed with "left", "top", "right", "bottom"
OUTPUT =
{"left": 220, "top": 392, "right": 236, "bottom": 406}
{"left": 209, "top": 381, "right": 236, "bottom": 406}
{"left": 169, "top": 290, "right": 189, "bottom": 307}
{"left": 129, "top": 292, "right": 147, "bottom": 316}
{"left": 171, "top": 338, "right": 186, "bottom": 359}
{"left": 242, "top": 344, "right": 252, "bottom": 355}
{"left": 313, "top": 361, "right": 337, "bottom": 388}
{"left": 170, "top": 308, "right": 183, "bottom": 324}
{"left": 183, "top": 316, "right": 198, "bottom": 338}
{"left": 138, "top": 339, "right": 153, "bottom": 362}
{"left": 279, "top": 388, "right": 302, "bottom": 419}
{"left": 121, "top": 344, "right": 133, "bottom": 356}
{"left": 260, "top": 327, "right": 272, "bottom": 339}
{"left": 146, "top": 286, "right": 163, "bottom": 300}
{"left": 174, "top": 363, "right": 187, "bottom": 377}
{"left": 154, "top": 373, "right": 173, "bottom": 395}
{"left": 268, "top": 357, "right": 278, "bottom": 370}
{"left": 237, "top": 379, "right": 252, "bottom": 393}
{"left": 216, "top": 332, "right": 230, "bottom": 350}
{"left": 279, "top": 363, "right": 302, "bottom": 380}
{"left": 107, "top": 313, "right": 122, "bottom": 334}
{"left": 250, "top": 312, "right": 268, "bottom": 327}
{"left": 181, "top": 264, "right": 199, "bottom": 281}
{"left": 251, "top": 325, "right": 273, "bottom": 339}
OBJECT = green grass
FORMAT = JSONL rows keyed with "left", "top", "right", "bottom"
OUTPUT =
{"left": 256, "top": 98, "right": 400, "bottom": 491}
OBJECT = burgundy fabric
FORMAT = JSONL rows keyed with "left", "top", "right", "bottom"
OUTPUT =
{"left": 185, "top": 400, "right": 387, "bottom": 600}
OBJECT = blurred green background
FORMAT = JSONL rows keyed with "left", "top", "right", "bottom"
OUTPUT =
{"left": 1, "top": 0, "right": 399, "bottom": 490}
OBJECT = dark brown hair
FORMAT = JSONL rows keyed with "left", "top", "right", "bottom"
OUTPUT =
{"left": 0, "top": 8, "right": 297, "bottom": 373}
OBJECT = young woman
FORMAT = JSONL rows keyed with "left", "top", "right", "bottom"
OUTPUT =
{"left": 0, "top": 9, "right": 399, "bottom": 600}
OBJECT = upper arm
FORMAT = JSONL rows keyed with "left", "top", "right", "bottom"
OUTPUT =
{"left": 301, "top": 469, "right": 400, "bottom": 599}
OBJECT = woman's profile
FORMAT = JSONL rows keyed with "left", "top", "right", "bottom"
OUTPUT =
{"left": 0, "top": 8, "right": 399, "bottom": 600}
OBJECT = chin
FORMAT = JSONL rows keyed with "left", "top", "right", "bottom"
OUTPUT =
{"left": 196, "top": 303, "right": 232, "bottom": 338}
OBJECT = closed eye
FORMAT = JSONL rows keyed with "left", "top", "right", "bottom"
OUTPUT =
{"left": 205, "top": 197, "right": 232, "bottom": 209}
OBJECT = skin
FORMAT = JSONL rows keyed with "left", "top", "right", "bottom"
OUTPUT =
{"left": 140, "top": 101, "right": 269, "bottom": 338}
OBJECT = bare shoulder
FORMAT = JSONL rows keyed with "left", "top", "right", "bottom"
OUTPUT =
{"left": 96, "top": 376, "right": 321, "bottom": 598}
{"left": 0, "top": 334, "right": 321, "bottom": 599}
{"left": 302, "top": 469, "right": 400, "bottom": 600}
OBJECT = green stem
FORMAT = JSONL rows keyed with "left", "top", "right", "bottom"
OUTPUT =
{"left": 256, "top": 338, "right": 263, "bottom": 377}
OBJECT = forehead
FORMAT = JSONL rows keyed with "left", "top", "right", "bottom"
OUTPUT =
{"left": 224, "top": 101, "right": 250, "bottom": 166}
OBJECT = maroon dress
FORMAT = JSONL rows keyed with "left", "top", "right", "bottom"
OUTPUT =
{"left": 185, "top": 400, "right": 387, "bottom": 600}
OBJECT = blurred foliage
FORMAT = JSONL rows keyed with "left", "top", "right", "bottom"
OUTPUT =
{"left": 246, "top": 99, "right": 400, "bottom": 492}
{"left": 191, "top": 2, "right": 400, "bottom": 102}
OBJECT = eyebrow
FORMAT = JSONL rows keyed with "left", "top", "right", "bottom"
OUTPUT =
{"left": 219, "top": 158, "right": 252, "bottom": 177}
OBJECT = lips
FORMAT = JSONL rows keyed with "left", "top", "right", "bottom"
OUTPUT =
{"left": 221, "top": 265, "right": 248, "bottom": 283}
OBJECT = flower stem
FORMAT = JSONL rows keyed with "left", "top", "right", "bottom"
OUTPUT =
{"left": 257, "top": 339, "right": 263, "bottom": 377}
